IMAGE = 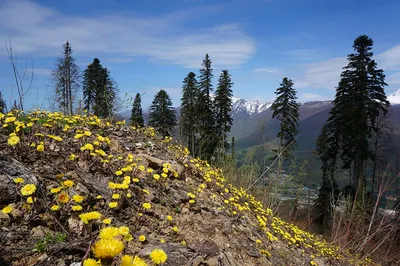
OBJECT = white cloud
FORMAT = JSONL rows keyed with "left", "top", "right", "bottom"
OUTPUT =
{"left": 0, "top": 0, "right": 255, "bottom": 68}
{"left": 376, "top": 45, "right": 400, "bottom": 71}
{"left": 293, "top": 44, "right": 400, "bottom": 91}
{"left": 30, "top": 68, "right": 52, "bottom": 76}
{"left": 299, "top": 93, "right": 330, "bottom": 101}
{"left": 295, "top": 57, "right": 347, "bottom": 90}
{"left": 253, "top": 68, "right": 280, "bottom": 74}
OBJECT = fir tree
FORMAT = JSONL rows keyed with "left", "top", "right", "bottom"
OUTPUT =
{"left": 130, "top": 93, "right": 144, "bottom": 127}
{"left": 83, "top": 59, "right": 118, "bottom": 118}
{"left": 317, "top": 35, "right": 389, "bottom": 211}
{"left": 83, "top": 58, "right": 103, "bottom": 113}
{"left": 214, "top": 69, "right": 234, "bottom": 160}
{"left": 180, "top": 72, "right": 199, "bottom": 155}
{"left": 149, "top": 89, "right": 177, "bottom": 137}
{"left": 51, "top": 41, "right": 80, "bottom": 115}
{"left": 197, "top": 54, "right": 216, "bottom": 160}
{"left": 94, "top": 67, "right": 117, "bottom": 118}
{"left": 0, "top": 91, "right": 6, "bottom": 113}
{"left": 270, "top": 77, "right": 300, "bottom": 159}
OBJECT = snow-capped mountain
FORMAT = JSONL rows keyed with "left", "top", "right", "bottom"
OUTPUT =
{"left": 230, "top": 97, "right": 333, "bottom": 117}
{"left": 388, "top": 89, "right": 400, "bottom": 105}
{"left": 231, "top": 97, "right": 272, "bottom": 116}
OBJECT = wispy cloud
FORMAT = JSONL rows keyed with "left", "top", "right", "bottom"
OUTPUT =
{"left": 376, "top": 45, "right": 400, "bottom": 71}
{"left": 295, "top": 57, "right": 346, "bottom": 89}
{"left": 0, "top": 0, "right": 255, "bottom": 68}
{"left": 292, "top": 43, "right": 400, "bottom": 91}
{"left": 299, "top": 93, "right": 330, "bottom": 101}
{"left": 253, "top": 68, "right": 280, "bottom": 74}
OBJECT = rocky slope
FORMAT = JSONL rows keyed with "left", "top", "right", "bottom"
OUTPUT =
{"left": 0, "top": 110, "right": 374, "bottom": 266}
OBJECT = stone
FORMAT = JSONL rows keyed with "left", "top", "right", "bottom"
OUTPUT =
{"left": 0, "top": 156, "right": 38, "bottom": 204}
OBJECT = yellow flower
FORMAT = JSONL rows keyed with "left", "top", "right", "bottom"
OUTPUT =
{"left": 58, "top": 192, "right": 70, "bottom": 203}
{"left": 13, "top": 177, "right": 24, "bottom": 184}
{"left": 36, "top": 144, "right": 44, "bottom": 152}
{"left": 83, "top": 130, "right": 92, "bottom": 136}
{"left": 121, "top": 255, "right": 147, "bottom": 266}
{"left": 51, "top": 205, "right": 60, "bottom": 211}
{"left": 96, "top": 195, "right": 103, "bottom": 199}
{"left": 69, "top": 153, "right": 76, "bottom": 160}
{"left": 109, "top": 202, "right": 118, "bottom": 208}
{"left": 181, "top": 241, "right": 186, "bottom": 245}
{"left": 2, "top": 205, "right": 12, "bottom": 214}
{"left": 119, "top": 226, "right": 130, "bottom": 236}
{"left": 63, "top": 180, "right": 74, "bottom": 187}
{"left": 153, "top": 174, "right": 160, "bottom": 181}
{"left": 92, "top": 238, "right": 124, "bottom": 259}
{"left": 72, "top": 194, "right": 84, "bottom": 203}
{"left": 51, "top": 187, "right": 62, "bottom": 194}
{"left": 83, "top": 258, "right": 100, "bottom": 266}
{"left": 138, "top": 165, "right": 145, "bottom": 171}
{"left": 72, "top": 205, "right": 83, "bottom": 211}
{"left": 7, "top": 135, "right": 20, "bottom": 146}
{"left": 99, "top": 227, "right": 120, "bottom": 239}
{"left": 256, "top": 239, "right": 262, "bottom": 245}
{"left": 115, "top": 170, "right": 123, "bottom": 176}
{"left": 310, "top": 261, "right": 318, "bottom": 266}
{"left": 27, "top": 196, "right": 35, "bottom": 204}
{"left": 126, "top": 193, "right": 132, "bottom": 198}
{"left": 150, "top": 249, "right": 167, "bottom": 265}
{"left": 21, "top": 184, "right": 36, "bottom": 196}
{"left": 142, "top": 202, "right": 151, "bottom": 209}
{"left": 74, "top": 133, "right": 83, "bottom": 139}
{"left": 189, "top": 199, "right": 195, "bottom": 204}
{"left": 80, "top": 143, "right": 94, "bottom": 151}
{"left": 139, "top": 235, "right": 146, "bottom": 242}
{"left": 108, "top": 182, "right": 116, "bottom": 189}
{"left": 160, "top": 239, "right": 166, "bottom": 244}
{"left": 172, "top": 226, "right": 178, "bottom": 233}
{"left": 161, "top": 173, "right": 168, "bottom": 178}
{"left": 147, "top": 168, "right": 154, "bottom": 173}
{"left": 124, "top": 234, "right": 133, "bottom": 242}
{"left": 167, "top": 215, "right": 173, "bottom": 221}
{"left": 112, "top": 194, "right": 120, "bottom": 199}
{"left": 102, "top": 218, "right": 112, "bottom": 225}
{"left": 79, "top": 211, "right": 102, "bottom": 224}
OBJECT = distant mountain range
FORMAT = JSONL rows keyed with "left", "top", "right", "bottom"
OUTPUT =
{"left": 119, "top": 89, "right": 400, "bottom": 151}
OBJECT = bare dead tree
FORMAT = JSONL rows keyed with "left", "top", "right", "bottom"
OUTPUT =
{"left": 5, "top": 37, "right": 34, "bottom": 111}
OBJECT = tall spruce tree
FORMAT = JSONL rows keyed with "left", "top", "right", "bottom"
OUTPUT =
{"left": 270, "top": 77, "right": 300, "bottom": 159}
{"left": 51, "top": 41, "right": 80, "bottom": 115}
{"left": 197, "top": 54, "right": 216, "bottom": 160}
{"left": 316, "top": 35, "right": 389, "bottom": 212}
{"left": 149, "top": 89, "right": 177, "bottom": 137}
{"left": 180, "top": 72, "right": 199, "bottom": 155}
{"left": 130, "top": 93, "right": 144, "bottom": 127}
{"left": 94, "top": 67, "right": 117, "bottom": 118}
{"left": 83, "top": 59, "right": 117, "bottom": 118}
{"left": 83, "top": 58, "right": 103, "bottom": 113}
{"left": 214, "top": 69, "right": 234, "bottom": 160}
{"left": 0, "top": 91, "right": 6, "bottom": 113}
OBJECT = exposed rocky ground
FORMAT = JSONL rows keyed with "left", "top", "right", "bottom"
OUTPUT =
{"left": 0, "top": 110, "right": 375, "bottom": 266}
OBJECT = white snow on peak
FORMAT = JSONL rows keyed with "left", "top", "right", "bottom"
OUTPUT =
{"left": 388, "top": 89, "right": 400, "bottom": 105}
{"left": 231, "top": 97, "right": 272, "bottom": 116}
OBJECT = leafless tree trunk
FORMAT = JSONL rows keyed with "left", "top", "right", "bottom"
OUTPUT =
{"left": 5, "top": 37, "right": 34, "bottom": 111}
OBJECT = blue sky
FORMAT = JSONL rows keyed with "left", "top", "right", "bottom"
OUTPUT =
{"left": 0, "top": 0, "right": 400, "bottom": 112}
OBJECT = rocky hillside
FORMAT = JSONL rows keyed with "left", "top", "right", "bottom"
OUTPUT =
{"left": 0, "top": 110, "right": 374, "bottom": 266}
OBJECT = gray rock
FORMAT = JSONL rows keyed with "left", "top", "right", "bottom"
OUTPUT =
{"left": 0, "top": 156, "right": 38, "bottom": 204}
